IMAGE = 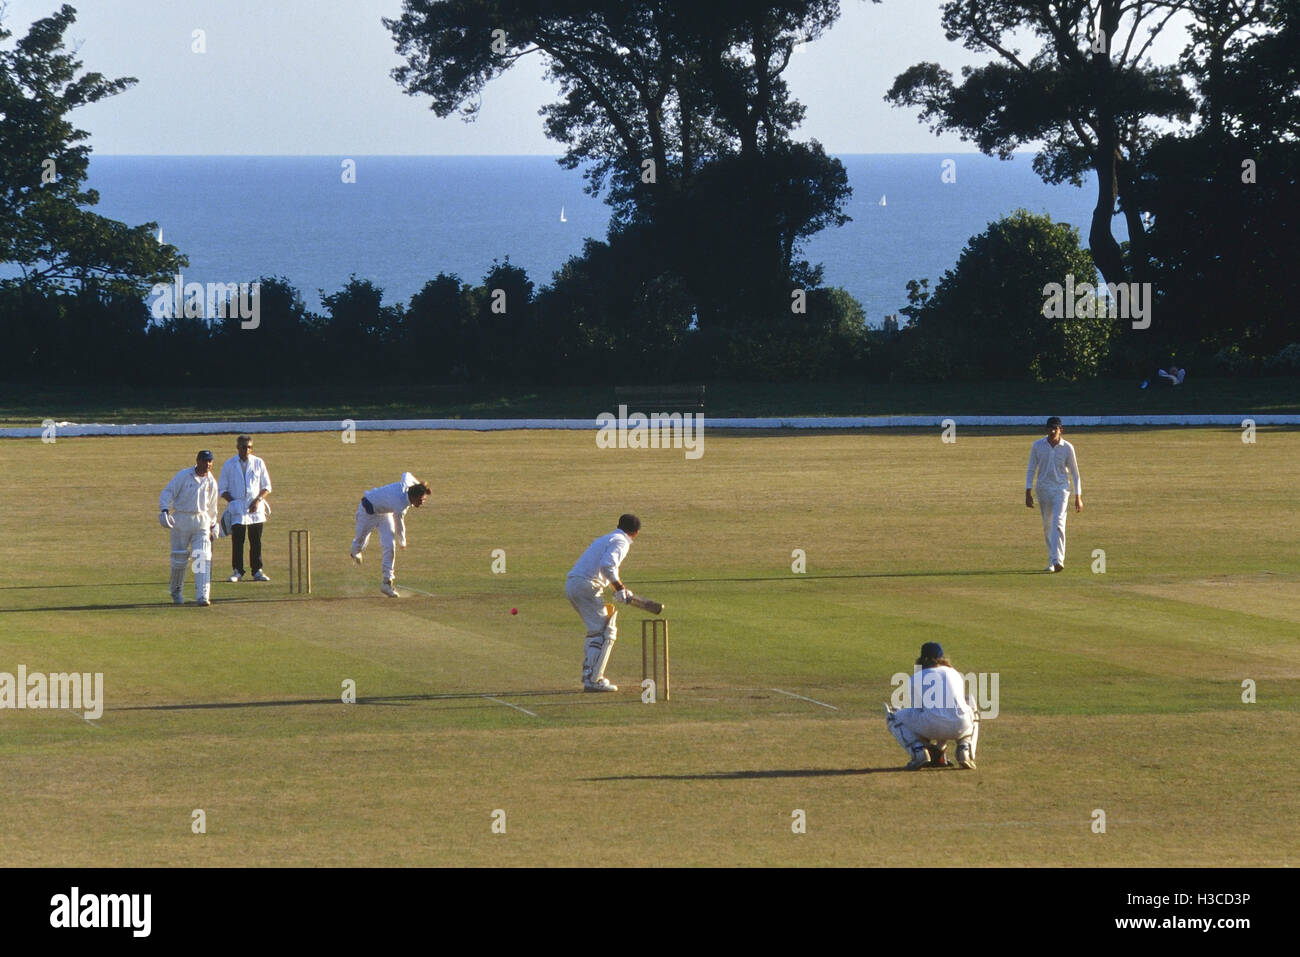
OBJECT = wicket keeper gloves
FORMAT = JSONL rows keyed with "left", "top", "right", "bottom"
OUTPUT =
{"left": 159, "top": 511, "right": 175, "bottom": 529}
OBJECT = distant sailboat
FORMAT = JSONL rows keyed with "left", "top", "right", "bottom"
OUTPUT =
{"left": 560, "top": 206, "right": 567, "bottom": 222}
{"left": 157, "top": 227, "right": 163, "bottom": 243}
{"left": 879, "top": 195, "right": 887, "bottom": 206}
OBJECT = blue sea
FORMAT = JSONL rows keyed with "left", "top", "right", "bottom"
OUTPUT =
{"left": 77, "top": 154, "right": 1125, "bottom": 324}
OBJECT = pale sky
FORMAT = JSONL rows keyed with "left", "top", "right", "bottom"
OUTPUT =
{"left": 2, "top": 0, "right": 1193, "bottom": 155}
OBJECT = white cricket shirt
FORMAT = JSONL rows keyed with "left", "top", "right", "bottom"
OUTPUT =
{"left": 362, "top": 472, "right": 422, "bottom": 547}
{"left": 1026, "top": 437, "right": 1082, "bottom": 495}
{"left": 160, "top": 467, "right": 220, "bottom": 524}
{"left": 568, "top": 530, "right": 633, "bottom": 588}
{"left": 908, "top": 665, "right": 973, "bottom": 716}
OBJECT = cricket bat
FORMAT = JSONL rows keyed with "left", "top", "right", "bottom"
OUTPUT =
{"left": 625, "top": 594, "right": 665, "bottom": 615}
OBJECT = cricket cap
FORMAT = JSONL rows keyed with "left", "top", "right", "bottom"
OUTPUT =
{"left": 920, "top": 641, "right": 944, "bottom": 660}
{"left": 196, "top": 449, "right": 215, "bottom": 462}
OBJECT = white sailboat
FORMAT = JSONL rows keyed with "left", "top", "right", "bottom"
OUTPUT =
{"left": 879, "top": 195, "right": 887, "bottom": 206}
{"left": 560, "top": 206, "right": 567, "bottom": 222}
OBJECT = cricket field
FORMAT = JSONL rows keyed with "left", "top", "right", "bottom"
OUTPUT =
{"left": 0, "top": 426, "right": 1296, "bottom": 867}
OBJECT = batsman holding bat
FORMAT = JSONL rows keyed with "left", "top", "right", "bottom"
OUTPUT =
{"left": 566, "top": 513, "right": 646, "bottom": 692}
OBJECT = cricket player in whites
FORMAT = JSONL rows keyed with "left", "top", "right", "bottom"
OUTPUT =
{"left": 159, "top": 450, "right": 221, "bottom": 606}
{"left": 566, "top": 514, "right": 641, "bottom": 692}
{"left": 884, "top": 642, "right": 979, "bottom": 770}
{"left": 1025, "top": 416, "right": 1083, "bottom": 572}
{"left": 350, "top": 472, "right": 431, "bottom": 597}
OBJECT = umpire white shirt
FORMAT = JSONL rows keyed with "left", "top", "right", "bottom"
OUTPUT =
{"left": 568, "top": 530, "right": 632, "bottom": 588}
{"left": 1026, "top": 437, "right": 1082, "bottom": 495}
{"left": 160, "top": 467, "right": 220, "bottom": 525}
{"left": 219, "top": 453, "right": 272, "bottom": 525}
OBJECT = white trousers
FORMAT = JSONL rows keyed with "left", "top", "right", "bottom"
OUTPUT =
{"left": 169, "top": 513, "right": 212, "bottom": 601}
{"left": 889, "top": 707, "right": 972, "bottom": 748}
{"left": 352, "top": 503, "right": 397, "bottom": 582}
{"left": 1037, "top": 487, "right": 1070, "bottom": 566}
{"left": 566, "top": 576, "right": 615, "bottom": 683}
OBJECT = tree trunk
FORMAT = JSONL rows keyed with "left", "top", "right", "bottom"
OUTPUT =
{"left": 1089, "top": 0, "right": 1128, "bottom": 287}
{"left": 1089, "top": 129, "right": 1128, "bottom": 286}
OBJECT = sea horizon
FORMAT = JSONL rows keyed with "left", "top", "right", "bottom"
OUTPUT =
{"left": 61, "top": 153, "right": 1126, "bottom": 323}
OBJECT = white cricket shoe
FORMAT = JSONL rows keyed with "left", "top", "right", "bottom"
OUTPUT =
{"left": 252, "top": 570, "right": 270, "bottom": 582}
{"left": 227, "top": 572, "right": 242, "bottom": 583}
{"left": 196, "top": 598, "right": 211, "bottom": 607}
{"left": 1044, "top": 565, "right": 1057, "bottom": 573}
{"left": 956, "top": 745, "right": 977, "bottom": 770}
{"left": 350, "top": 551, "right": 363, "bottom": 565}
{"left": 905, "top": 748, "right": 930, "bottom": 771}
{"left": 381, "top": 582, "right": 400, "bottom": 598}
{"left": 583, "top": 677, "right": 618, "bottom": 693}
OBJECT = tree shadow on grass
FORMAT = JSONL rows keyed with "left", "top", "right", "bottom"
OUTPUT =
{"left": 114, "top": 689, "right": 588, "bottom": 712}
{"left": 0, "top": 596, "right": 354, "bottom": 613}
{"left": 0, "top": 582, "right": 160, "bottom": 590}
{"left": 639, "top": 570, "right": 1037, "bottom": 585}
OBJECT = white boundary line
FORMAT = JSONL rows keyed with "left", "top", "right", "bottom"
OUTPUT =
{"left": 483, "top": 696, "right": 538, "bottom": 718}
{"left": 4, "top": 413, "right": 1297, "bottom": 438}
{"left": 770, "top": 688, "right": 839, "bottom": 711}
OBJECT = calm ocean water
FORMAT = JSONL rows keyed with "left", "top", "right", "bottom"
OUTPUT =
{"left": 77, "top": 154, "right": 1124, "bottom": 323}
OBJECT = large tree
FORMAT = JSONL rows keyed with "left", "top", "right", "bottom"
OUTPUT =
{"left": 1132, "top": 0, "right": 1297, "bottom": 358}
{"left": 0, "top": 4, "right": 183, "bottom": 294}
{"left": 897, "top": 210, "right": 1114, "bottom": 381}
{"left": 386, "top": 0, "right": 863, "bottom": 329}
{"left": 886, "top": 1, "right": 1195, "bottom": 288}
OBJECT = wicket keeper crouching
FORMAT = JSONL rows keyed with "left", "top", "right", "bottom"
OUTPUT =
{"left": 884, "top": 641, "right": 979, "bottom": 770}
{"left": 565, "top": 514, "right": 641, "bottom": 692}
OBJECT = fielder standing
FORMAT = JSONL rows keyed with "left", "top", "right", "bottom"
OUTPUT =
{"left": 1025, "top": 416, "right": 1082, "bottom": 572}
{"left": 350, "top": 472, "right": 431, "bottom": 598}
{"left": 159, "top": 450, "right": 221, "bottom": 606}
{"left": 566, "top": 514, "right": 641, "bottom": 692}
{"left": 219, "top": 434, "right": 272, "bottom": 583}
{"left": 883, "top": 641, "right": 979, "bottom": 770}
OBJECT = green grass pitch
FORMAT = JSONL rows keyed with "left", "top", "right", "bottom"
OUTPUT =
{"left": 0, "top": 426, "right": 1296, "bottom": 866}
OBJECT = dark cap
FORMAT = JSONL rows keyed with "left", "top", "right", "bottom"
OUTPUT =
{"left": 920, "top": 641, "right": 944, "bottom": 660}
{"left": 197, "top": 450, "right": 215, "bottom": 462}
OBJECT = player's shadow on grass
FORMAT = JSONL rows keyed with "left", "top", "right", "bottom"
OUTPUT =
{"left": 587, "top": 767, "right": 917, "bottom": 781}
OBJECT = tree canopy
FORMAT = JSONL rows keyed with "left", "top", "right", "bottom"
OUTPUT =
{"left": 0, "top": 4, "right": 184, "bottom": 294}
{"left": 386, "top": 1, "right": 866, "bottom": 331}
{"left": 886, "top": 0, "right": 1196, "bottom": 289}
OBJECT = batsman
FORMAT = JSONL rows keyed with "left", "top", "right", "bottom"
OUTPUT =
{"left": 565, "top": 514, "right": 643, "bottom": 692}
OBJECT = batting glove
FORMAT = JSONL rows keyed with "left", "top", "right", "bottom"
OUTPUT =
{"left": 614, "top": 588, "right": 632, "bottom": 603}
{"left": 159, "top": 511, "right": 175, "bottom": 529}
